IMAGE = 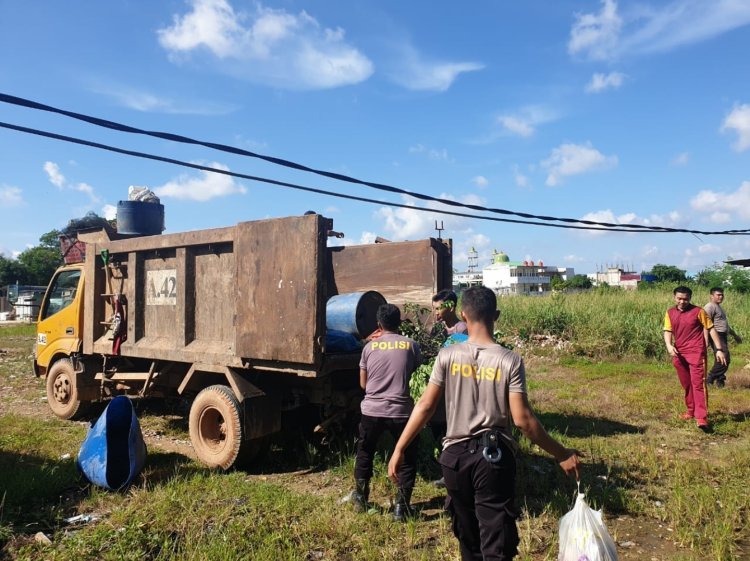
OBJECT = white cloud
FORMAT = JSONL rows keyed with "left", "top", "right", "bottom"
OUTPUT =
{"left": 698, "top": 243, "right": 721, "bottom": 255}
{"left": 721, "top": 104, "right": 750, "bottom": 152}
{"left": 43, "top": 161, "right": 99, "bottom": 203}
{"left": 579, "top": 208, "right": 684, "bottom": 236}
{"left": 499, "top": 116, "right": 534, "bottom": 138}
{"left": 73, "top": 183, "right": 97, "bottom": 199}
{"left": 158, "top": 0, "right": 373, "bottom": 90}
{"left": 96, "top": 86, "right": 236, "bottom": 115}
{"left": 495, "top": 105, "right": 558, "bottom": 139}
{"left": 388, "top": 42, "right": 483, "bottom": 92}
{"left": 541, "top": 142, "right": 618, "bottom": 186}
{"left": 569, "top": 0, "right": 750, "bottom": 61}
{"left": 472, "top": 176, "right": 489, "bottom": 188}
{"left": 513, "top": 165, "right": 529, "bottom": 188}
{"left": 408, "top": 144, "right": 453, "bottom": 162}
{"left": 0, "top": 185, "right": 23, "bottom": 207}
{"left": 709, "top": 212, "right": 731, "bottom": 224}
{"left": 44, "top": 161, "right": 65, "bottom": 188}
{"left": 375, "top": 193, "right": 485, "bottom": 240}
{"left": 585, "top": 71, "right": 626, "bottom": 93}
{"left": 690, "top": 181, "right": 750, "bottom": 222}
{"left": 453, "top": 234, "right": 491, "bottom": 271}
{"left": 568, "top": 0, "right": 622, "bottom": 61}
{"left": 563, "top": 254, "right": 586, "bottom": 263}
{"left": 102, "top": 204, "right": 117, "bottom": 220}
{"left": 359, "top": 232, "right": 377, "bottom": 244}
{"left": 154, "top": 162, "right": 247, "bottom": 201}
{"left": 670, "top": 152, "right": 690, "bottom": 166}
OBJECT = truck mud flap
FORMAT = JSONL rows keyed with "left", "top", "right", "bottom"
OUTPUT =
{"left": 242, "top": 394, "right": 281, "bottom": 440}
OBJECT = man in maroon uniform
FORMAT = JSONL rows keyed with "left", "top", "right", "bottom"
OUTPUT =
{"left": 663, "top": 286, "right": 726, "bottom": 431}
{"left": 388, "top": 286, "right": 580, "bottom": 560}
{"left": 349, "top": 303, "right": 421, "bottom": 521}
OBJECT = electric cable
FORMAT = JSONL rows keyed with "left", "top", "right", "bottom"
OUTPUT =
{"left": 6, "top": 119, "right": 747, "bottom": 235}
{"left": 0, "top": 92, "right": 726, "bottom": 234}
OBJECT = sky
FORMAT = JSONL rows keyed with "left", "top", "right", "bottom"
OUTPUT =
{"left": 1, "top": 0, "right": 750, "bottom": 276}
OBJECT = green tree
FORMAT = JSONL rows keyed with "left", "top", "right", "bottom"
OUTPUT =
{"left": 696, "top": 263, "right": 750, "bottom": 293}
{"left": 39, "top": 229, "right": 62, "bottom": 250}
{"left": 16, "top": 245, "right": 62, "bottom": 286}
{"left": 566, "top": 274, "right": 593, "bottom": 290}
{"left": 0, "top": 255, "right": 26, "bottom": 286}
{"left": 648, "top": 264, "right": 688, "bottom": 283}
{"left": 550, "top": 275, "right": 565, "bottom": 291}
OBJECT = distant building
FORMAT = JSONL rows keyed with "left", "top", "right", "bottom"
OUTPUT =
{"left": 453, "top": 246, "right": 484, "bottom": 289}
{"left": 1, "top": 283, "right": 46, "bottom": 320}
{"left": 453, "top": 270, "right": 484, "bottom": 289}
{"left": 589, "top": 267, "right": 656, "bottom": 290}
{"left": 482, "top": 251, "right": 574, "bottom": 295}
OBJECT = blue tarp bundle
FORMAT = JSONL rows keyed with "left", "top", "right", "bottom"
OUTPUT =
{"left": 443, "top": 333, "right": 469, "bottom": 346}
{"left": 325, "top": 329, "right": 362, "bottom": 352}
{"left": 77, "top": 396, "right": 147, "bottom": 490}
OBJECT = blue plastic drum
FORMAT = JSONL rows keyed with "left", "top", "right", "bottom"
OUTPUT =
{"left": 116, "top": 200, "right": 164, "bottom": 235}
{"left": 326, "top": 291, "right": 386, "bottom": 339}
{"left": 77, "top": 396, "right": 147, "bottom": 490}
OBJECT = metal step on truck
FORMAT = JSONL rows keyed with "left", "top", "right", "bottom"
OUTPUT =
{"left": 34, "top": 213, "right": 452, "bottom": 469}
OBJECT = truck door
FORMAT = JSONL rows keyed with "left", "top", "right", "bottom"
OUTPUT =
{"left": 36, "top": 267, "right": 84, "bottom": 369}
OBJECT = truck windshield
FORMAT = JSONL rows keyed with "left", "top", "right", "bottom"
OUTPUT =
{"left": 41, "top": 270, "right": 82, "bottom": 320}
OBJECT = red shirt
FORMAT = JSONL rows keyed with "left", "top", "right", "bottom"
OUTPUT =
{"left": 664, "top": 304, "right": 713, "bottom": 354}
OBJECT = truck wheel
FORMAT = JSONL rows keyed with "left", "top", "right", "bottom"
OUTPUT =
{"left": 46, "top": 358, "right": 90, "bottom": 420}
{"left": 189, "top": 385, "right": 247, "bottom": 470}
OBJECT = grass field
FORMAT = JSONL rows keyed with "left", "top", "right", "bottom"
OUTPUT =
{"left": 1, "top": 287, "right": 749, "bottom": 560}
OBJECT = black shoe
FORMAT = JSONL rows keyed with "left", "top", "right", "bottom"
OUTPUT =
{"left": 392, "top": 488, "right": 414, "bottom": 522}
{"left": 350, "top": 479, "right": 370, "bottom": 513}
{"left": 716, "top": 380, "right": 725, "bottom": 388}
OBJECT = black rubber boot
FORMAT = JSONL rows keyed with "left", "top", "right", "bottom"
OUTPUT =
{"left": 392, "top": 487, "right": 413, "bottom": 522}
{"left": 350, "top": 479, "right": 369, "bottom": 513}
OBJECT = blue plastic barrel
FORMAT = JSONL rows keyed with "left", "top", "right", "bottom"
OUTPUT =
{"left": 77, "top": 396, "right": 147, "bottom": 490}
{"left": 116, "top": 200, "right": 164, "bottom": 235}
{"left": 326, "top": 291, "right": 387, "bottom": 339}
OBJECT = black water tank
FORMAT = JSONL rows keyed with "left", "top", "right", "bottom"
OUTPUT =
{"left": 116, "top": 201, "right": 164, "bottom": 235}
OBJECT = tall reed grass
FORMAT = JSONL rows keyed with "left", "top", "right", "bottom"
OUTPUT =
{"left": 494, "top": 286, "right": 750, "bottom": 360}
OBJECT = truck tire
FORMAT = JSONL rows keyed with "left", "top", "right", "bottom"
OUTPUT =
{"left": 46, "top": 358, "right": 90, "bottom": 420}
{"left": 189, "top": 385, "right": 248, "bottom": 470}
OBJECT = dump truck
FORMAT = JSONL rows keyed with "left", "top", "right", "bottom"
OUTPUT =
{"left": 34, "top": 214, "right": 452, "bottom": 469}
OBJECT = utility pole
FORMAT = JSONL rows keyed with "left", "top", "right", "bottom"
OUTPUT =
{"left": 434, "top": 220, "right": 444, "bottom": 240}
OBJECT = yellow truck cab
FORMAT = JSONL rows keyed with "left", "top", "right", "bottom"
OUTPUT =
{"left": 34, "top": 263, "right": 87, "bottom": 418}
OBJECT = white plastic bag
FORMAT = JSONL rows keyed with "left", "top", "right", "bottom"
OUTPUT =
{"left": 558, "top": 486, "right": 618, "bottom": 561}
{"left": 128, "top": 185, "right": 160, "bottom": 204}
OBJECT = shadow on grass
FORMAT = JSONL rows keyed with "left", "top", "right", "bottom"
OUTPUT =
{"left": 138, "top": 450, "right": 205, "bottom": 484}
{"left": 536, "top": 412, "right": 643, "bottom": 437}
{"left": 517, "top": 450, "right": 635, "bottom": 519}
{"left": 0, "top": 449, "right": 85, "bottom": 542}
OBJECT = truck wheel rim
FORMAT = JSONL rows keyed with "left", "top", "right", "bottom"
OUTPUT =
{"left": 53, "top": 375, "right": 71, "bottom": 404}
{"left": 199, "top": 408, "right": 227, "bottom": 452}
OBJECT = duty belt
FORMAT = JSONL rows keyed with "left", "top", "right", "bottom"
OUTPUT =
{"left": 479, "top": 430, "right": 503, "bottom": 464}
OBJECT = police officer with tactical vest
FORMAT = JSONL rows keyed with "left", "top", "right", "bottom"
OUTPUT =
{"left": 388, "top": 286, "right": 580, "bottom": 560}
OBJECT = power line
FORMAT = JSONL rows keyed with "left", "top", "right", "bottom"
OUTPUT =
{"left": 6, "top": 119, "right": 746, "bottom": 235}
{"left": 1, "top": 91, "right": 734, "bottom": 235}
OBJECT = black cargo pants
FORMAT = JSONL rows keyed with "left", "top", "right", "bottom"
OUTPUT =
{"left": 354, "top": 414, "right": 418, "bottom": 490}
{"left": 439, "top": 438, "right": 519, "bottom": 561}
{"left": 708, "top": 331, "right": 730, "bottom": 384}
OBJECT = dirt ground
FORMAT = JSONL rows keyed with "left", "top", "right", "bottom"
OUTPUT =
{"left": 0, "top": 334, "right": 691, "bottom": 560}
